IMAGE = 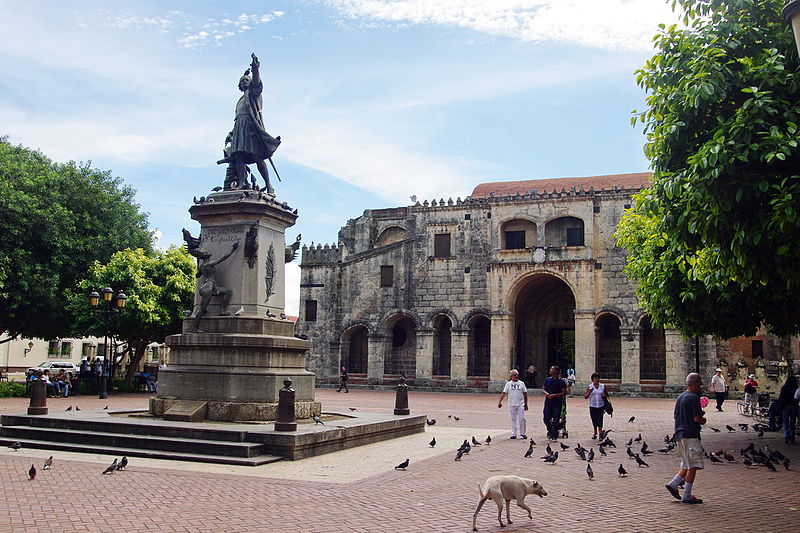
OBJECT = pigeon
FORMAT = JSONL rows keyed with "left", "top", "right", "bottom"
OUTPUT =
{"left": 543, "top": 451, "right": 559, "bottom": 464}
{"left": 211, "top": 186, "right": 223, "bottom": 192}
{"left": 709, "top": 427, "right": 720, "bottom": 432}
{"left": 102, "top": 459, "right": 118, "bottom": 474}
{"left": 529, "top": 438, "right": 536, "bottom": 446}
{"left": 784, "top": 458, "right": 791, "bottom": 470}
{"left": 462, "top": 442, "right": 471, "bottom": 455}
{"left": 598, "top": 446, "right": 607, "bottom": 457}
{"left": 576, "top": 447, "right": 587, "bottom": 461}
{"left": 743, "top": 457, "right": 753, "bottom": 466}
{"left": 471, "top": 436, "right": 482, "bottom": 446}
{"left": 618, "top": 464, "right": 628, "bottom": 477}
{"left": 28, "top": 464, "right": 36, "bottom": 480}
{"left": 658, "top": 447, "right": 671, "bottom": 454}
{"left": 723, "top": 451, "right": 736, "bottom": 463}
{"left": 559, "top": 443, "right": 569, "bottom": 451}
{"left": 524, "top": 447, "right": 534, "bottom": 458}
{"left": 448, "top": 414, "right": 452, "bottom": 418}
{"left": 634, "top": 454, "right": 649, "bottom": 467}
{"left": 599, "top": 429, "right": 610, "bottom": 440}
{"left": 628, "top": 416, "right": 635, "bottom": 423}
{"left": 9, "top": 442, "right": 21, "bottom": 451}
{"left": 395, "top": 459, "right": 409, "bottom": 470}
{"left": 770, "top": 449, "right": 786, "bottom": 462}
{"left": 600, "top": 438, "right": 616, "bottom": 448}
{"left": 741, "top": 443, "right": 755, "bottom": 454}
{"left": 453, "top": 416, "right": 461, "bottom": 422}
{"left": 455, "top": 449, "right": 464, "bottom": 461}
{"left": 633, "top": 433, "right": 642, "bottom": 443}
{"left": 75, "top": 406, "right": 80, "bottom": 411}
{"left": 626, "top": 447, "right": 636, "bottom": 459}
{"left": 546, "top": 444, "right": 553, "bottom": 455}
{"left": 65, "top": 406, "right": 72, "bottom": 411}
{"left": 43, "top": 457, "right": 53, "bottom": 470}
{"left": 587, "top": 448, "right": 595, "bottom": 462}
{"left": 738, "top": 424, "right": 749, "bottom": 432}
{"left": 625, "top": 438, "right": 633, "bottom": 447}
{"left": 641, "top": 448, "right": 654, "bottom": 456}
{"left": 664, "top": 434, "right": 671, "bottom": 443}
{"left": 233, "top": 305, "right": 244, "bottom": 316}
{"left": 349, "top": 408, "right": 358, "bottom": 411}
{"left": 765, "top": 460, "right": 777, "bottom": 472}
{"left": 485, "top": 436, "right": 492, "bottom": 445}
{"left": 725, "top": 425, "right": 736, "bottom": 432}
{"left": 312, "top": 414, "right": 324, "bottom": 425}
{"left": 586, "top": 463, "right": 594, "bottom": 480}
{"left": 429, "top": 438, "right": 436, "bottom": 448}
{"left": 707, "top": 453, "right": 723, "bottom": 464}
{"left": 640, "top": 441, "right": 649, "bottom": 452}
{"left": 117, "top": 456, "right": 128, "bottom": 470}
{"left": 426, "top": 419, "right": 436, "bottom": 426}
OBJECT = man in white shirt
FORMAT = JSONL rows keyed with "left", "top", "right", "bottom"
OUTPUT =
{"left": 710, "top": 368, "right": 727, "bottom": 412}
{"left": 498, "top": 369, "right": 528, "bottom": 439}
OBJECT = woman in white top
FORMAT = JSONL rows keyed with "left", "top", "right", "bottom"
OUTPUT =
{"left": 584, "top": 372, "right": 608, "bottom": 439}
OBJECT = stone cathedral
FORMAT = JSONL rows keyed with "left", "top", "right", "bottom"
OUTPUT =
{"left": 296, "top": 173, "right": 722, "bottom": 394}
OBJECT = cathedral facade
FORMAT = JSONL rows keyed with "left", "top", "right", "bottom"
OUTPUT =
{"left": 297, "top": 173, "right": 717, "bottom": 393}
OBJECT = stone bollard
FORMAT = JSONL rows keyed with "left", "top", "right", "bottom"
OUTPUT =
{"left": 274, "top": 378, "right": 297, "bottom": 431}
{"left": 394, "top": 375, "right": 410, "bottom": 415}
{"left": 28, "top": 374, "right": 48, "bottom": 415}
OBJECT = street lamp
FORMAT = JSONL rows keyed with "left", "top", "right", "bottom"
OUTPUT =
{"left": 88, "top": 287, "right": 127, "bottom": 399}
{"left": 23, "top": 341, "right": 34, "bottom": 356}
{"left": 783, "top": 0, "right": 800, "bottom": 56}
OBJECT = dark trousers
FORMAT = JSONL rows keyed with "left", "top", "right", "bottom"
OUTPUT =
{"left": 337, "top": 379, "right": 348, "bottom": 392}
{"left": 714, "top": 391, "right": 725, "bottom": 411}
{"left": 543, "top": 399, "right": 562, "bottom": 438}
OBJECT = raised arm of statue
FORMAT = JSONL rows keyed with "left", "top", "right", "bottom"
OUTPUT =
{"left": 207, "top": 241, "right": 240, "bottom": 268}
{"left": 250, "top": 53, "right": 262, "bottom": 91}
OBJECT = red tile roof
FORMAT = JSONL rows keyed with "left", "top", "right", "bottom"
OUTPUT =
{"left": 471, "top": 172, "right": 652, "bottom": 198}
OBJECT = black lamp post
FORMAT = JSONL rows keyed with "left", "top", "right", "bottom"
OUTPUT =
{"left": 784, "top": 1, "right": 800, "bottom": 55}
{"left": 88, "top": 287, "right": 127, "bottom": 399}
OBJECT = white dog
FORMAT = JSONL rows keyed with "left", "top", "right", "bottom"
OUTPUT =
{"left": 472, "top": 475, "right": 547, "bottom": 531}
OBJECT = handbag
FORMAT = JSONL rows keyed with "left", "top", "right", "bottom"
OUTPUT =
{"left": 603, "top": 397, "right": 613, "bottom": 417}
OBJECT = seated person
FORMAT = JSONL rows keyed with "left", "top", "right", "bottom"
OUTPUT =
{"left": 54, "top": 369, "right": 70, "bottom": 397}
{"left": 42, "top": 370, "right": 58, "bottom": 397}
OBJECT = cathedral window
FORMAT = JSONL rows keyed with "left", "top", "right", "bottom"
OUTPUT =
{"left": 434, "top": 233, "right": 451, "bottom": 258}
{"left": 305, "top": 300, "right": 318, "bottom": 321}
{"left": 380, "top": 265, "right": 394, "bottom": 287}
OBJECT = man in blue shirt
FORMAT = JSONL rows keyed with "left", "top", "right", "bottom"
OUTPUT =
{"left": 542, "top": 365, "right": 567, "bottom": 440}
{"left": 665, "top": 372, "right": 706, "bottom": 504}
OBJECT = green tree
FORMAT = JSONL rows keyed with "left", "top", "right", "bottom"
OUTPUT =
{"left": 67, "top": 246, "right": 195, "bottom": 386}
{"left": 616, "top": 0, "right": 800, "bottom": 338}
{"left": 0, "top": 137, "right": 153, "bottom": 341}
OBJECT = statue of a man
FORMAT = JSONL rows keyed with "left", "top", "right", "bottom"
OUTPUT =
{"left": 182, "top": 229, "right": 239, "bottom": 332}
{"left": 225, "top": 53, "right": 281, "bottom": 195}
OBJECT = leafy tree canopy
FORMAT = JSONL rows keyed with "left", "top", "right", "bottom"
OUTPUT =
{"left": 66, "top": 246, "right": 195, "bottom": 384}
{"left": 0, "top": 137, "right": 153, "bottom": 340}
{"left": 616, "top": 0, "right": 800, "bottom": 338}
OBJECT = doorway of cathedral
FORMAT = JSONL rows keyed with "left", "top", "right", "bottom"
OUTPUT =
{"left": 512, "top": 274, "right": 576, "bottom": 377}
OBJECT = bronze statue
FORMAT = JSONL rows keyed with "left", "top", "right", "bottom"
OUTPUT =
{"left": 222, "top": 53, "right": 281, "bottom": 194}
{"left": 182, "top": 229, "right": 239, "bottom": 332}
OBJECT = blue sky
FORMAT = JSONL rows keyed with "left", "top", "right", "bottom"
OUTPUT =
{"left": 0, "top": 0, "right": 679, "bottom": 314}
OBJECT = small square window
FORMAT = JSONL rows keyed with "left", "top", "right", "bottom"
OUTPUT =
{"left": 566, "top": 228, "right": 584, "bottom": 246}
{"left": 464, "top": 213, "right": 471, "bottom": 220}
{"left": 593, "top": 205, "right": 600, "bottom": 213}
{"left": 434, "top": 234, "right": 451, "bottom": 258}
{"left": 305, "top": 300, "right": 318, "bottom": 321}
{"left": 380, "top": 265, "right": 394, "bottom": 287}
{"left": 60, "top": 341, "right": 72, "bottom": 358}
{"left": 464, "top": 266, "right": 471, "bottom": 274}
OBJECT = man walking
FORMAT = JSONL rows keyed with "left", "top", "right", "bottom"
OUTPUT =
{"left": 710, "top": 368, "right": 727, "bottom": 412}
{"left": 665, "top": 373, "right": 706, "bottom": 504}
{"left": 498, "top": 369, "right": 528, "bottom": 439}
{"left": 542, "top": 365, "right": 568, "bottom": 440}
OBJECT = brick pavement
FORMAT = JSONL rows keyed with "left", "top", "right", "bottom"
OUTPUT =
{"left": 1, "top": 390, "right": 799, "bottom": 532}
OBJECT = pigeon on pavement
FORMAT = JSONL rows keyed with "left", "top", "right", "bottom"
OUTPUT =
{"left": 586, "top": 463, "right": 594, "bottom": 480}
{"left": 618, "top": 464, "right": 627, "bottom": 477}
{"left": 634, "top": 454, "right": 649, "bottom": 467}
{"left": 485, "top": 436, "right": 492, "bottom": 445}
{"left": 43, "top": 456, "right": 53, "bottom": 470}
{"left": 28, "top": 464, "right": 36, "bottom": 480}
{"left": 117, "top": 456, "right": 128, "bottom": 470}
{"left": 312, "top": 414, "right": 324, "bottom": 425}
{"left": 628, "top": 416, "right": 635, "bottom": 423}
{"left": 9, "top": 442, "right": 21, "bottom": 451}
{"left": 726, "top": 425, "right": 736, "bottom": 432}
{"left": 426, "top": 418, "right": 436, "bottom": 426}
{"left": 395, "top": 459, "right": 409, "bottom": 470}
{"left": 102, "top": 459, "right": 118, "bottom": 475}
{"left": 429, "top": 438, "right": 436, "bottom": 448}
{"left": 65, "top": 406, "right": 72, "bottom": 411}
{"left": 471, "top": 436, "right": 482, "bottom": 446}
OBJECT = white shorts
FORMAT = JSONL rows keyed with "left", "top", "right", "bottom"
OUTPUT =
{"left": 676, "top": 437, "right": 704, "bottom": 470}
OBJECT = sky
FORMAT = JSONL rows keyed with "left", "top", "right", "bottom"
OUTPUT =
{"left": 0, "top": 0, "right": 681, "bottom": 315}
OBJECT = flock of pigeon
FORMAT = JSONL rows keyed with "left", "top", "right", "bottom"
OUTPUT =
{"left": 9, "top": 440, "right": 130, "bottom": 479}
{"left": 394, "top": 414, "right": 793, "bottom": 480}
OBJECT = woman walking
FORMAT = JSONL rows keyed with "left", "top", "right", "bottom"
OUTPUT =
{"left": 337, "top": 366, "right": 349, "bottom": 393}
{"left": 584, "top": 373, "right": 608, "bottom": 440}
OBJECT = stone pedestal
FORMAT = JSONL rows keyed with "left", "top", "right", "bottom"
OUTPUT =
{"left": 150, "top": 192, "right": 316, "bottom": 421}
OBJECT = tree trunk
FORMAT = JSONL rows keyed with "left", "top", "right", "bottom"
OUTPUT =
{"left": 124, "top": 341, "right": 149, "bottom": 388}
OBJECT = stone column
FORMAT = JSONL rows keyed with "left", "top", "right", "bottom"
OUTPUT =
{"left": 489, "top": 311, "right": 512, "bottom": 391}
{"left": 665, "top": 331, "right": 692, "bottom": 393}
{"left": 450, "top": 328, "right": 468, "bottom": 382}
{"left": 620, "top": 327, "right": 641, "bottom": 393}
{"left": 573, "top": 310, "right": 595, "bottom": 389}
{"left": 415, "top": 327, "right": 433, "bottom": 380}
{"left": 367, "top": 334, "right": 385, "bottom": 384}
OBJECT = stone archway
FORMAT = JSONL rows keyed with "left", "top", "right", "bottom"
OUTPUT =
{"left": 512, "top": 274, "right": 576, "bottom": 375}
{"left": 384, "top": 315, "right": 417, "bottom": 378}
{"left": 596, "top": 314, "right": 622, "bottom": 380}
{"left": 341, "top": 325, "right": 368, "bottom": 374}
{"left": 432, "top": 314, "right": 452, "bottom": 377}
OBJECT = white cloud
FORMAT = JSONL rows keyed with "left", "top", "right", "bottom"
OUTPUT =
{"left": 322, "top": 0, "right": 676, "bottom": 51}
{"left": 179, "top": 11, "right": 285, "bottom": 48}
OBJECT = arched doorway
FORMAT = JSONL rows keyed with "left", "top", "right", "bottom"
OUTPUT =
{"left": 341, "top": 325, "right": 368, "bottom": 374}
{"left": 513, "top": 274, "right": 576, "bottom": 374}
{"left": 384, "top": 315, "right": 416, "bottom": 378}
{"left": 467, "top": 315, "right": 491, "bottom": 377}
{"left": 596, "top": 314, "right": 621, "bottom": 379}
{"left": 640, "top": 315, "right": 666, "bottom": 381}
{"left": 432, "top": 315, "right": 452, "bottom": 377}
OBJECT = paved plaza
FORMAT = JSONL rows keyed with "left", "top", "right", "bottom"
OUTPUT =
{"left": 1, "top": 389, "right": 799, "bottom": 532}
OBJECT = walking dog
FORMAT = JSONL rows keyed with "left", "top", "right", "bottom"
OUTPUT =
{"left": 472, "top": 475, "right": 547, "bottom": 530}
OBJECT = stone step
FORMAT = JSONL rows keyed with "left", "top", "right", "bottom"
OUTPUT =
{"left": 1, "top": 414, "right": 250, "bottom": 442}
{"left": 0, "top": 426, "right": 265, "bottom": 458}
{"left": 0, "top": 437, "right": 283, "bottom": 466}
